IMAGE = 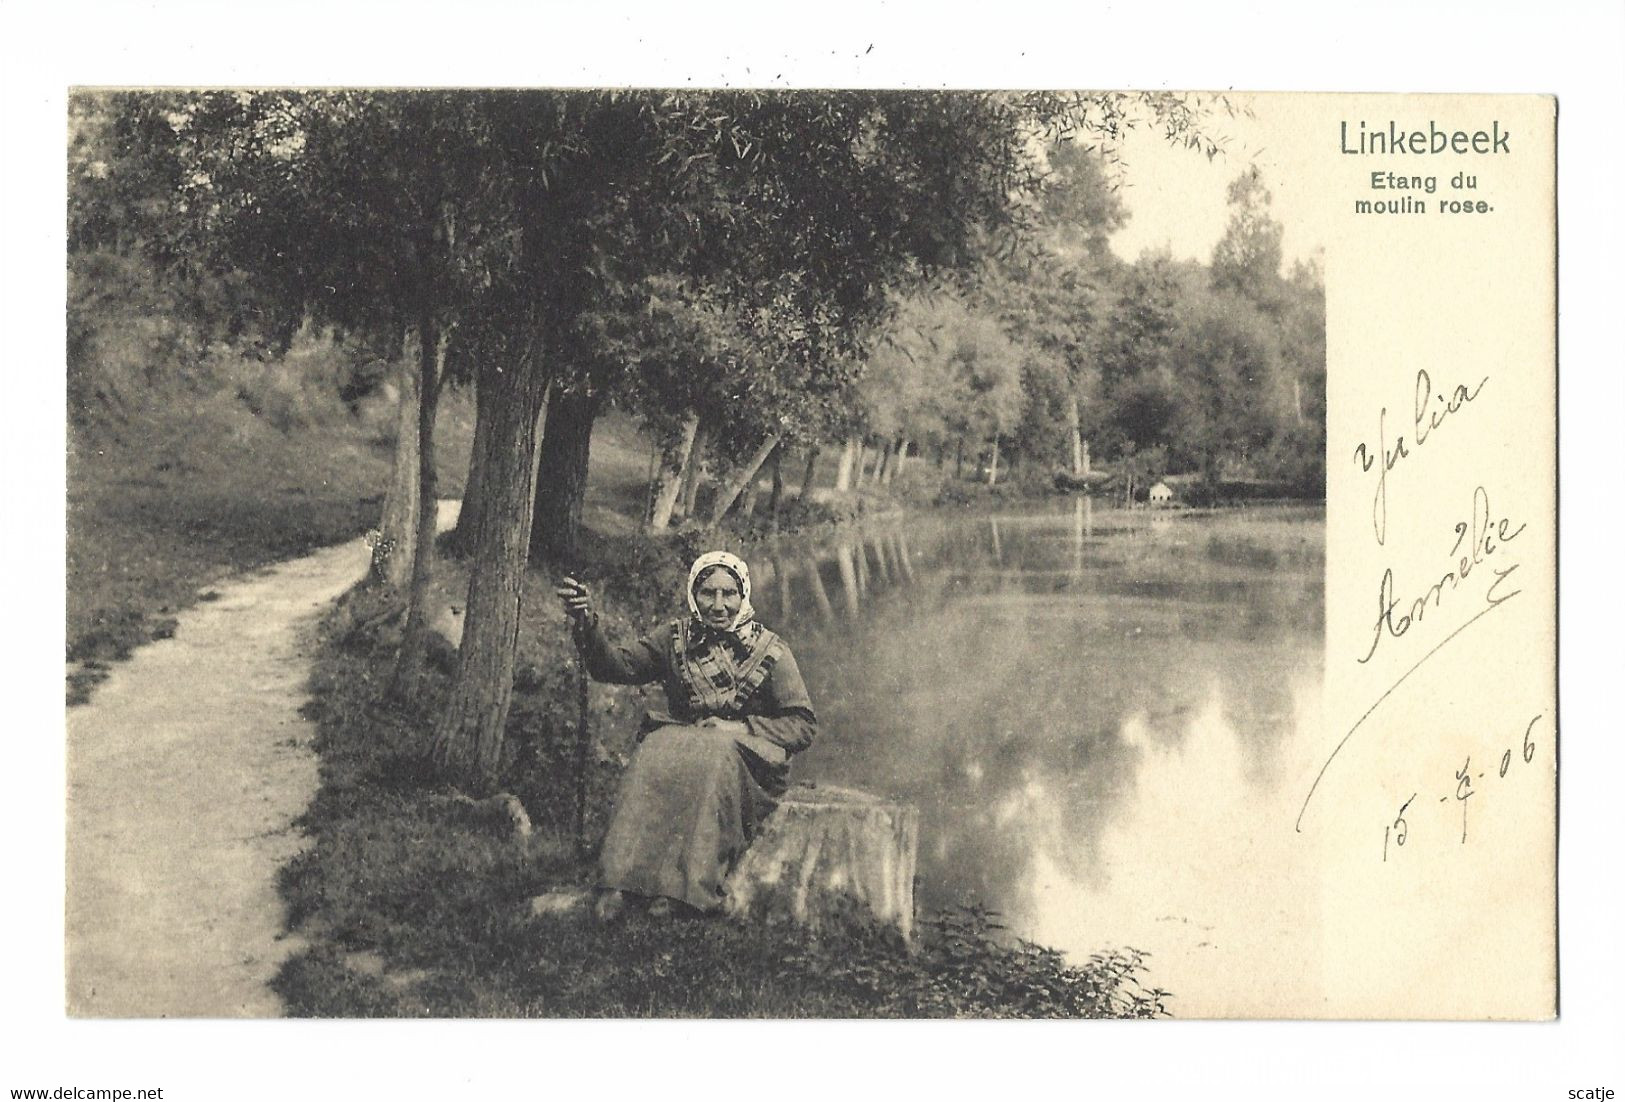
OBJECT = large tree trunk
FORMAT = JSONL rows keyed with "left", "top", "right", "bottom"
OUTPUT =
{"left": 429, "top": 358, "right": 551, "bottom": 790}
{"left": 874, "top": 439, "right": 894, "bottom": 485}
{"left": 1066, "top": 394, "right": 1085, "bottom": 478}
{"left": 373, "top": 350, "right": 421, "bottom": 588}
{"left": 723, "top": 786, "right": 919, "bottom": 940}
{"left": 798, "top": 445, "right": 820, "bottom": 502}
{"left": 647, "top": 412, "right": 699, "bottom": 531}
{"left": 709, "top": 434, "right": 781, "bottom": 525}
{"left": 529, "top": 387, "right": 600, "bottom": 563}
{"left": 833, "top": 436, "right": 859, "bottom": 492}
{"left": 677, "top": 428, "right": 708, "bottom": 519}
{"left": 987, "top": 436, "right": 1000, "bottom": 487}
{"left": 389, "top": 323, "right": 447, "bottom": 702}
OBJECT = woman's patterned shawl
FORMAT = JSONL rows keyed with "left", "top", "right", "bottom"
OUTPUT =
{"left": 667, "top": 617, "right": 785, "bottom": 720}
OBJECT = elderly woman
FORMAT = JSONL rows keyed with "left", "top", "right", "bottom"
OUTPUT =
{"left": 555, "top": 551, "right": 816, "bottom": 922}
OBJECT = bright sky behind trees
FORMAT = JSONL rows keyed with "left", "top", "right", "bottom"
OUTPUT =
{"left": 1107, "top": 102, "right": 1323, "bottom": 270}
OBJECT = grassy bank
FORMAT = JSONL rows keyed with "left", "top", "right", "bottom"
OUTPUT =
{"left": 65, "top": 342, "right": 473, "bottom": 705}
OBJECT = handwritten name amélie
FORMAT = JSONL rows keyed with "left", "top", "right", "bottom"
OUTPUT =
{"left": 1358, "top": 484, "right": 1526, "bottom": 665}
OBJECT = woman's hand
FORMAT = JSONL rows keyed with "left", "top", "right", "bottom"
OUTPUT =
{"left": 554, "top": 576, "right": 594, "bottom": 622}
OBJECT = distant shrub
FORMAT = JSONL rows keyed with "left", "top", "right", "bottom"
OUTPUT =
{"left": 68, "top": 251, "right": 207, "bottom": 422}
{"left": 1005, "top": 463, "right": 1053, "bottom": 496}
{"left": 720, "top": 493, "right": 870, "bottom": 539}
{"left": 931, "top": 470, "right": 1051, "bottom": 508}
{"left": 69, "top": 248, "right": 382, "bottom": 436}
{"left": 205, "top": 324, "right": 359, "bottom": 434}
{"left": 933, "top": 479, "right": 981, "bottom": 507}
{"left": 352, "top": 381, "right": 402, "bottom": 447}
{"left": 1176, "top": 477, "right": 1309, "bottom": 507}
{"left": 786, "top": 494, "right": 864, "bottom": 527}
{"left": 1255, "top": 424, "right": 1326, "bottom": 499}
{"left": 887, "top": 461, "right": 947, "bottom": 505}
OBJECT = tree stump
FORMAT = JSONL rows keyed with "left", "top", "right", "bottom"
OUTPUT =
{"left": 723, "top": 784, "right": 919, "bottom": 940}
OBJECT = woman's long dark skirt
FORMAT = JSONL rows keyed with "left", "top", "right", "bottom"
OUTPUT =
{"left": 599, "top": 725, "right": 786, "bottom": 912}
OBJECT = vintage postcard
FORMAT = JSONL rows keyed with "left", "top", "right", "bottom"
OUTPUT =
{"left": 58, "top": 89, "right": 1557, "bottom": 1030}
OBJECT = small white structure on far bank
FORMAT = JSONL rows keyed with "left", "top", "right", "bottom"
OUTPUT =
{"left": 1148, "top": 481, "right": 1174, "bottom": 506}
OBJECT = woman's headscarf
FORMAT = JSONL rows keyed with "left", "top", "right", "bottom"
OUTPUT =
{"left": 685, "top": 550, "right": 755, "bottom": 633}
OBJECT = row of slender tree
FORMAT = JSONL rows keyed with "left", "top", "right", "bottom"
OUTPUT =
{"left": 839, "top": 164, "right": 1326, "bottom": 500}
{"left": 70, "top": 89, "right": 1246, "bottom": 790}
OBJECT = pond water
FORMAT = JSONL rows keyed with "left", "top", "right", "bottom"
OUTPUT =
{"left": 753, "top": 499, "right": 1325, "bottom": 1017}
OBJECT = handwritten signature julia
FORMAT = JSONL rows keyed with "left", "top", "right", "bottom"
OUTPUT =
{"left": 1355, "top": 368, "right": 1489, "bottom": 546}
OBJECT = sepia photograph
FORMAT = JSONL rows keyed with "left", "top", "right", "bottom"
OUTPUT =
{"left": 10, "top": 3, "right": 1618, "bottom": 1097}
{"left": 65, "top": 88, "right": 1335, "bottom": 1020}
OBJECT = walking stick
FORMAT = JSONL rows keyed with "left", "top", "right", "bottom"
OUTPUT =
{"left": 569, "top": 605, "right": 591, "bottom": 855}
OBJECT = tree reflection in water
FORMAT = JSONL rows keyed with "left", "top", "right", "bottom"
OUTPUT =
{"left": 758, "top": 503, "right": 1323, "bottom": 1009}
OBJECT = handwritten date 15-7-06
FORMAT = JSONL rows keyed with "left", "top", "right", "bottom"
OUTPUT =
{"left": 1383, "top": 714, "right": 1543, "bottom": 860}
{"left": 1359, "top": 484, "right": 1527, "bottom": 665}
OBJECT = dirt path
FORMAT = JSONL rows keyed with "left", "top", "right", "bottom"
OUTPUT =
{"left": 66, "top": 502, "right": 458, "bottom": 1017}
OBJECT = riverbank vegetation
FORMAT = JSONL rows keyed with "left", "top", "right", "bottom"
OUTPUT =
{"left": 278, "top": 481, "right": 1169, "bottom": 1016}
